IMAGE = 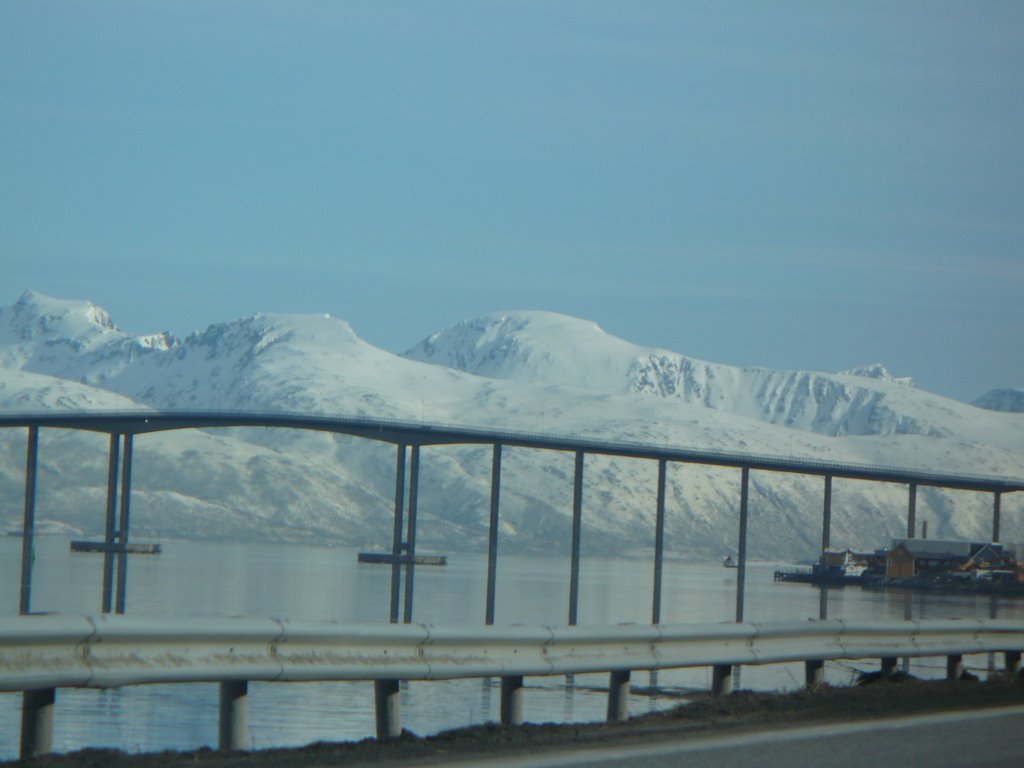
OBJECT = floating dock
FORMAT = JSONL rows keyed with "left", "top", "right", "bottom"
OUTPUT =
{"left": 70, "top": 540, "right": 162, "bottom": 555}
{"left": 773, "top": 569, "right": 874, "bottom": 585}
{"left": 358, "top": 552, "right": 447, "bottom": 566}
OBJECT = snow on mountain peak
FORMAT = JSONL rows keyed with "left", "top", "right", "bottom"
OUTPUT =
{"left": 2, "top": 290, "right": 118, "bottom": 344}
{"left": 407, "top": 310, "right": 644, "bottom": 390}
{"left": 0, "top": 291, "right": 181, "bottom": 385}
{"left": 405, "top": 310, "right": 991, "bottom": 439}
{"left": 180, "top": 311, "right": 376, "bottom": 364}
{"left": 842, "top": 363, "right": 914, "bottom": 387}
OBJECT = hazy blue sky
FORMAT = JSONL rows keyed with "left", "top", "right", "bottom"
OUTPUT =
{"left": 2, "top": 1, "right": 1022, "bottom": 401}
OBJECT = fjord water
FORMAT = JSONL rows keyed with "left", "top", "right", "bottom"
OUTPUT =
{"left": 2, "top": 537, "right": 1021, "bottom": 759}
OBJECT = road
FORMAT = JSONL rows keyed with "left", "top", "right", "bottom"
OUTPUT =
{"left": 449, "top": 706, "right": 1024, "bottom": 768}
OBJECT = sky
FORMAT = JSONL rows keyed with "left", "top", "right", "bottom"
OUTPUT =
{"left": 2, "top": 1, "right": 1022, "bottom": 402}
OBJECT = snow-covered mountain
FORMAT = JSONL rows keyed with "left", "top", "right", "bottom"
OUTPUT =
{"left": 0, "top": 291, "right": 177, "bottom": 385}
{"left": 2, "top": 292, "right": 1022, "bottom": 560}
{"left": 974, "top": 388, "right": 1024, "bottom": 414}
{"left": 404, "top": 312, "right": 998, "bottom": 442}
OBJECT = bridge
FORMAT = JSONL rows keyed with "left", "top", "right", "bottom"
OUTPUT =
{"left": 3, "top": 409, "right": 1023, "bottom": 759}
{"left": 4, "top": 410, "right": 1022, "bottom": 625}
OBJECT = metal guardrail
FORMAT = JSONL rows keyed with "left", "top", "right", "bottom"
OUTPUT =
{"left": 4, "top": 613, "right": 1024, "bottom": 759}
{"left": 2, "top": 408, "right": 1022, "bottom": 491}
{"left": 3, "top": 613, "right": 1023, "bottom": 691}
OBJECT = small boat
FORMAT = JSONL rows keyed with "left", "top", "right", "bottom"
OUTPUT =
{"left": 841, "top": 551, "right": 868, "bottom": 578}
{"left": 723, "top": 555, "right": 738, "bottom": 568}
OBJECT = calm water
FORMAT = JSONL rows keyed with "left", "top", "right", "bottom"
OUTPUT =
{"left": 2, "top": 536, "right": 1022, "bottom": 759}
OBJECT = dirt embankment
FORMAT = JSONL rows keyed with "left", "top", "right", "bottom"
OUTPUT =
{"left": 9, "top": 674, "right": 1024, "bottom": 768}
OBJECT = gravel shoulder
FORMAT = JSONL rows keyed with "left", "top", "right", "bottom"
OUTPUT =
{"left": 9, "top": 674, "right": 1024, "bottom": 768}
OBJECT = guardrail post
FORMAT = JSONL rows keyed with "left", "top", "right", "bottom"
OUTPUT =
{"left": 946, "top": 653, "right": 964, "bottom": 680}
{"left": 500, "top": 675, "right": 524, "bottom": 726}
{"left": 712, "top": 664, "right": 733, "bottom": 696}
{"left": 881, "top": 656, "right": 898, "bottom": 678}
{"left": 375, "top": 679, "right": 402, "bottom": 739}
{"left": 20, "top": 687, "right": 55, "bottom": 760}
{"left": 805, "top": 659, "right": 825, "bottom": 689}
{"left": 218, "top": 680, "right": 249, "bottom": 751}
{"left": 607, "top": 670, "right": 631, "bottom": 722}
{"left": 1005, "top": 651, "right": 1021, "bottom": 677}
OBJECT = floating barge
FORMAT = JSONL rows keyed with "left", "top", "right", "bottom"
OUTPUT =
{"left": 863, "top": 575, "right": 1024, "bottom": 597}
{"left": 774, "top": 568, "right": 879, "bottom": 586}
{"left": 70, "top": 540, "right": 162, "bottom": 555}
{"left": 357, "top": 552, "right": 447, "bottom": 566}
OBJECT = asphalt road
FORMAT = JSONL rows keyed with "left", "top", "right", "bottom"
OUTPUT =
{"left": 450, "top": 706, "right": 1024, "bottom": 768}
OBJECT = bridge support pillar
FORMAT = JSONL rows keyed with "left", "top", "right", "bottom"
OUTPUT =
{"left": 500, "top": 675, "right": 524, "bottom": 726}
{"left": 805, "top": 659, "right": 825, "bottom": 689}
{"left": 374, "top": 679, "right": 402, "bottom": 738}
{"left": 907, "top": 483, "right": 917, "bottom": 539}
{"left": 992, "top": 492, "right": 1001, "bottom": 543}
{"left": 946, "top": 654, "right": 964, "bottom": 681}
{"left": 817, "top": 585, "right": 829, "bottom": 623}
{"left": 485, "top": 443, "right": 502, "bottom": 626}
{"left": 712, "top": 664, "right": 733, "bottom": 696}
{"left": 606, "top": 670, "right": 631, "bottom": 722}
{"left": 402, "top": 445, "right": 421, "bottom": 624}
{"left": 218, "top": 680, "right": 248, "bottom": 751}
{"left": 1005, "top": 651, "right": 1021, "bottom": 677}
{"left": 101, "top": 434, "right": 121, "bottom": 613}
{"left": 389, "top": 445, "right": 407, "bottom": 624}
{"left": 19, "top": 425, "right": 39, "bottom": 616}
{"left": 20, "top": 687, "right": 55, "bottom": 760}
{"left": 652, "top": 459, "right": 667, "bottom": 625}
{"left": 114, "top": 433, "right": 134, "bottom": 614}
{"left": 821, "top": 475, "right": 832, "bottom": 552}
{"left": 735, "top": 467, "right": 750, "bottom": 623}
{"left": 568, "top": 450, "right": 584, "bottom": 626}
{"left": 819, "top": 476, "right": 832, "bottom": 620}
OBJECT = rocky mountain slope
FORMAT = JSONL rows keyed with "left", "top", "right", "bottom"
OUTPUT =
{"left": 1, "top": 292, "right": 1021, "bottom": 560}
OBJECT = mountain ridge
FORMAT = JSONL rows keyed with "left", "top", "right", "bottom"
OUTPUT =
{"left": 404, "top": 311, "right": 1009, "bottom": 442}
{"left": 1, "top": 292, "right": 1021, "bottom": 559}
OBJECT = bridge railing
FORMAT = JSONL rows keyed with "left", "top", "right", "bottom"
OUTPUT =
{"left": 4, "top": 613, "right": 1023, "bottom": 758}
